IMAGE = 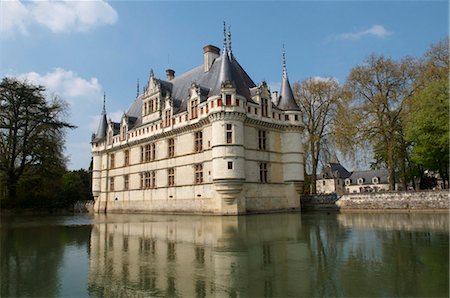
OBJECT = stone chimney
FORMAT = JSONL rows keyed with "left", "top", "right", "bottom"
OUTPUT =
{"left": 203, "top": 44, "right": 220, "bottom": 72}
{"left": 166, "top": 69, "right": 175, "bottom": 81}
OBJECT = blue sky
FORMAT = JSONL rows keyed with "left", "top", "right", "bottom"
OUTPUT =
{"left": 1, "top": 0, "right": 448, "bottom": 170}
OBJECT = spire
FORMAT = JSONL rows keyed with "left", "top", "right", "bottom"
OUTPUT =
{"left": 102, "top": 92, "right": 106, "bottom": 114}
{"left": 209, "top": 22, "right": 234, "bottom": 96}
{"left": 136, "top": 78, "right": 140, "bottom": 98}
{"left": 223, "top": 21, "right": 228, "bottom": 54}
{"left": 227, "top": 25, "right": 232, "bottom": 58}
{"left": 278, "top": 45, "right": 300, "bottom": 111}
{"left": 150, "top": 69, "right": 154, "bottom": 79}
{"left": 95, "top": 92, "right": 108, "bottom": 141}
{"left": 282, "top": 44, "right": 287, "bottom": 79}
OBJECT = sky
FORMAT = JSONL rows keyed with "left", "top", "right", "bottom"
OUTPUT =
{"left": 1, "top": 0, "right": 448, "bottom": 171}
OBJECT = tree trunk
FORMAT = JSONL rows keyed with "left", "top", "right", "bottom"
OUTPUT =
{"left": 387, "top": 141, "right": 396, "bottom": 191}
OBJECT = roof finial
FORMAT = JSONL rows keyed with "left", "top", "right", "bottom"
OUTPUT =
{"left": 102, "top": 92, "right": 106, "bottom": 114}
{"left": 150, "top": 68, "right": 154, "bottom": 79}
{"left": 282, "top": 44, "right": 287, "bottom": 79}
{"left": 227, "top": 25, "right": 232, "bottom": 56}
{"left": 223, "top": 21, "right": 227, "bottom": 53}
{"left": 136, "top": 78, "right": 140, "bottom": 98}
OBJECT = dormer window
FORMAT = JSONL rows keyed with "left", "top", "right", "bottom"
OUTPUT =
{"left": 261, "top": 98, "right": 268, "bottom": 117}
{"left": 357, "top": 178, "right": 365, "bottom": 185}
{"left": 372, "top": 177, "right": 379, "bottom": 184}
{"left": 345, "top": 178, "right": 351, "bottom": 186}
{"left": 190, "top": 98, "right": 198, "bottom": 119}
{"left": 225, "top": 94, "right": 232, "bottom": 106}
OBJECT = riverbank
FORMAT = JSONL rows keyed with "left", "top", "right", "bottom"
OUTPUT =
{"left": 301, "top": 190, "right": 449, "bottom": 211}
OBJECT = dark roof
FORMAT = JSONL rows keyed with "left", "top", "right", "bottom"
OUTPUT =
{"left": 278, "top": 75, "right": 300, "bottom": 111}
{"left": 93, "top": 112, "right": 107, "bottom": 141}
{"left": 126, "top": 46, "right": 257, "bottom": 123}
{"left": 347, "top": 169, "right": 389, "bottom": 185}
{"left": 320, "top": 162, "right": 351, "bottom": 179}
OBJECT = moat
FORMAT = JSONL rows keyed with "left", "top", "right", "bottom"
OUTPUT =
{"left": 1, "top": 212, "right": 448, "bottom": 297}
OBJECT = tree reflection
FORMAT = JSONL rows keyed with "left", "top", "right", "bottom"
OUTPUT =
{"left": 0, "top": 220, "right": 91, "bottom": 297}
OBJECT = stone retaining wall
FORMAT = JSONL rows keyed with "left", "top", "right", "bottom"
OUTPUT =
{"left": 301, "top": 190, "right": 449, "bottom": 211}
{"left": 337, "top": 190, "right": 449, "bottom": 210}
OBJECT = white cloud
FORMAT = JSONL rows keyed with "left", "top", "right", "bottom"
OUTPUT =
{"left": 0, "top": 0, "right": 117, "bottom": 36}
{"left": 0, "top": 0, "right": 29, "bottom": 35}
{"left": 335, "top": 25, "right": 392, "bottom": 40}
{"left": 17, "top": 68, "right": 101, "bottom": 100}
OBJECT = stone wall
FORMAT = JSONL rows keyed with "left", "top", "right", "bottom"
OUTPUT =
{"left": 301, "top": 194, "right": 339, "bottom": 211}
{"left": 301, "top": 190, "right": 449, "bottom": 211}
{"left": 336, "top": 190, "right": 449, "bottom": 210}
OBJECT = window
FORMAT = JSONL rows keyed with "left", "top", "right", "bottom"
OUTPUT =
{"left": 194, "top": 131, "right": 203, "bottom": 152}
{"left": 165, "top": 110, "right": 171, "bottom": 127}
{"left": 110, "top": 154, "right": 115, "bottom": 168}
{"left": 151, "top": 171, "right": 156, "bottom": 188}
{"left": 150, "top": 100, "right": 154, "bottom": 113}
{"left": 228, "top": 161, "right": 233, "bottom": 169}
{"left": 110, "top": 177, "right": 115, "bottom": 191}
{"left": 261, "top": 98, "right": 268, "bottom": 117}
{"left": 168, "top": 138, "right": 175, "bottom": 157}
{"left": 357, "top": 178, "right": 364, "bottom": 185}
{"left": 168, "top": 168, "right": 175, "bottom": 186}
{"left": 285, "top": 115, "right": 289, "bottom": 121}
{"left": 144, "top": 102, "right": 148, "bottom": 115}
{"left": 124, "top": 150, "right": 129, "bottom": 166}
{"left": 259, "top": 163, "right": 268, "bottom": 183}
{"left": 190, "top": 99, "right": 198, "bottom": 119}
{"left": 195, "top": 164, "right": 203, "bottom": 184}
{"left": 323, "top": 180, "right": 326, "bottom": 186}
{"left": 226, "top": 124, "right": 233, "bottom": 144}
{"left": 295, "top": 115, "right": 299, "bottom": 121}
{"left": 226, "top": 94, "right": 232, "bottom": 106}
{"left": 258, "top": 130, "right": 267, "bottom": 150}
{"left": 124, "top": 175, "right": 129, "bottom": 190}
{"left": 143, "top": 171, "right": 155, "bottom": 189}
{"left": 372, "top": 177, "right": 379, "bottom": 184}
{"left": 218, "top": 99, "right": 222, "bottom": 106}
{"left": 345, "top": 179, "right": 351, "bottom": 186}
{"left": 236, "top": 99, "right": 240, "bottom": 106}
{"left": 151, "top": 143, "right": 156, "bottom": 160}
{"left": 145, "top": 144, "right": 151, "bottom": 162}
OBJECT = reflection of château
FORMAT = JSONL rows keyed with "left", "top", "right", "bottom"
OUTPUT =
{"left": 88, "top": 214, "right": 310, "bottom": 297}
{"left": 91, "top": 25, "right": 304, "bottom": 214}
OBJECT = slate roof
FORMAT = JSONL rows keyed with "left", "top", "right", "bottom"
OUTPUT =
{"left": 125, "top": 48, "right": 257, "bottom": 123}
{"left": 278, "top": 75, "right": 300, "bottom": 111}
{"left": 93, "top": 111, "right": 107, "bottom": 141}
{"left": 320, "top": 162, "right": 352, "bottom": 179}
{"left": 347, "top": 169, "right": 389, "bottom": 185}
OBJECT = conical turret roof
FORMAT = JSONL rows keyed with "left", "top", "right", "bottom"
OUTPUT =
{"left": 277, "top": 47, "right": 300, "bottom": 111}
{"left": 94, "top": 93, "right": 108, "bottom": 141}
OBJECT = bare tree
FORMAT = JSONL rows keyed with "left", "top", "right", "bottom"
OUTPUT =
{"left": 294, "top": 78, "right": 342, "bottom": 194}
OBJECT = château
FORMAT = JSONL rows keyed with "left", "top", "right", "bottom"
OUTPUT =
{"left": 91, "top": 27, "right": 305, "bottom": 215}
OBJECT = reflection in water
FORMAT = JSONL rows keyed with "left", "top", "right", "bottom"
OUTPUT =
{"left": 0, "top": 213, "right": 448, "bottom": 297}
{"left": 87, "top": 213, "right": 449, "bottom": 297}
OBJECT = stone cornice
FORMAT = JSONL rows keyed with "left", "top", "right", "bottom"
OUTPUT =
{"left": 208, "top": 111, "right": 247, "bottom": 122}
{"left": 100, "top": 118, "right": 210, "bottom": 153}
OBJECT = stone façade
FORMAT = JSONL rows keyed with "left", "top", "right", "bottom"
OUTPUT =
{"left": 91, "top": 28, "right": 305, "bottom": 215}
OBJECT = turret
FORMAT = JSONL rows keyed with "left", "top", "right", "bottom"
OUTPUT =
{"left": 277, "top": 46, "right": 300, "bottom": 111}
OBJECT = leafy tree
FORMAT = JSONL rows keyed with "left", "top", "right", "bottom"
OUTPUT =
{"left": 336, "top": 55, "right": 417, "bottom": 190}
{"left": 404, "top": 38, "right": 449, "bottom": 189}
{"left": 293, "top": 78, "right": 342, "bottom": 194}
{"left": 0, "top": 77, "right": 74, "bottom": 202}
{"left": 61, "top": 169, "right": 92, "bottom": 205}
{"left": 405, "top": 80, "right": 449, "bottom": 188}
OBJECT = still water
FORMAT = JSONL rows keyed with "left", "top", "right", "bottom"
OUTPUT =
{"left": 1, "top": 212, "right": 448, "bottom": 297}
